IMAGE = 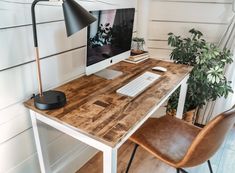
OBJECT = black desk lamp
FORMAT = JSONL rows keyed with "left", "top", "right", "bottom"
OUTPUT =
{"left": 31, "top": 0, "right": 96, "bottom": 110}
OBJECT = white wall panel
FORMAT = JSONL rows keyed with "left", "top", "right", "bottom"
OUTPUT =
{"left": 0, "top": 48, "right": 86, "bottom": 147}
{"left": 0, "top": 1, "right": 28, "bottom": 28}
{"left": 0, "top": 64, "right": 35, "bottom": 110}
{"left": 73, "top": 0, "right": 136, "bottom": 11}
{"left": 0, "top": 112, "right": 31, "bottom": 144}
{"left": 0, "top": 22, "right": 86, "bottom": 71}
{"left": 0, "top": 129, "right": 36, "bottom": 172}
{"left": 39, "top": 123, "right": 64, "bottom": 145}
{"left": 0, "top": 127, "right": 90, "bottom": 173}
{"left": 0, "top": 1, "right": 64, "bottom": 29}
{"left": 52, "top": 146, "right": 97, "bottom": 173}
{"left": 149, "top": 48, "right": 172, "bottom": 60}
{"left": 0, "top": 47, "right": 85, "bottom": 110}
{"left": 36, "top": 22, "right": 86, "bottom": 60}
{"left": 0, "top": 27, "right": 32, "bottom": 70}
{"left": 134, "top": 13, "right": 138, "bottom": 32}
{"left": 46, "top": 133, "right": 86, "bottom": 166}
{"left": 157, "top": 0, "right": 233, "bottom": 2}
{"left": 150, "top": 1, "right": 234, "bottom": 24}
{"left": 148, "top": 40, "right": 169, "bottom": 49}
{"left": 38, "top": 47, "right": 86, "bottom": 90}
{"left": 0, "top": 104, "right": 28, "bottom": 125}
{"left": 6, "top": 145, "right": 97, "bottom": 173}
{"left": 34, "top": 3, "right": 63, "bottom": 23}
{"left": 148, "top": 22, "right": 227, "bottom": 43}
{"left": 147, "top": 0, "right": 233, "bottom": 59}
{"left": 6, "top": 154, "right": 40, "bottom": 173}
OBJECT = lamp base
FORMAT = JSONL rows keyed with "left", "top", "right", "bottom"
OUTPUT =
{"left": 34, "top": 90, "right": 66, "bottom": 110}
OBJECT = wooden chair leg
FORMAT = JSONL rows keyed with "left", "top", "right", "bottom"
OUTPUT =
{"left": 207, "top": 160, "right": 213, "bottom": 173}
{"left": 125, "top": 144, "right": 139, "bottom": 173}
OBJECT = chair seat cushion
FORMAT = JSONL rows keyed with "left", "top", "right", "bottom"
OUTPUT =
{"left": 130, "top": 116, "right": 201, "bottom": 167}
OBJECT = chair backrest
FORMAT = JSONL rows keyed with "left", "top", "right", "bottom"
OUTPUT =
{"left": 179, "top": 105, "right": 235, "bottom": 167}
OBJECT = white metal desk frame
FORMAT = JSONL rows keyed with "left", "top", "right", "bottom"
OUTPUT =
{"left": 30, "top": 74, "right": 189, "bottom": 173}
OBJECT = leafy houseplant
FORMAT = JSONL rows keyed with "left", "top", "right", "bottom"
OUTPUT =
{"left": 167, "top": 29, "right": 233, "bottom": 122}
{"left": 131, "top": 37, "right": 145, "bottom": 54}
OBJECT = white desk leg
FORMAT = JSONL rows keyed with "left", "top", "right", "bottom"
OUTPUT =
{"left": 103, "top": 147, "right": 117, "bottom": 173}
{"left": 176, "top": 75, "right": 189, "bottom": 119}
{"left": 30, "top": 111, "right": 51, "bottom": 173}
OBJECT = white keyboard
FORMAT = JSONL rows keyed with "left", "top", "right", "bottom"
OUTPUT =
{"left": 117, "top": 71, "right": 161, "bottom": 97}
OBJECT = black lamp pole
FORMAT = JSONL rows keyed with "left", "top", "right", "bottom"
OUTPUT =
{"left": 31, "top": 0, "right": 96, "bottom": 110}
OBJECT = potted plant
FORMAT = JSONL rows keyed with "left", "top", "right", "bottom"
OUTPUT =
{"left": 167, "top": 29, "right": 233, "bottom": 123}
{"left": 131, "top": 37, "right": 145, "bottom": 54}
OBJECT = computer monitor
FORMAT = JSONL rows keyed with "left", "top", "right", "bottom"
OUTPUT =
{"left": 86, "top": 8, "right": 135, "bottom": 78}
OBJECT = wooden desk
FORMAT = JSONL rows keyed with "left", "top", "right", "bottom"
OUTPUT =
{"left": 24, "top": 59, "right": 192, "bottom": 173}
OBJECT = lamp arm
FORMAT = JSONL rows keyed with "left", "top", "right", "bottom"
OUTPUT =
{"left": 31, "top": 0, "right": 49, "bottom": 47}
{"left": 31, "top": 0, "right": 49, "bottom": 96}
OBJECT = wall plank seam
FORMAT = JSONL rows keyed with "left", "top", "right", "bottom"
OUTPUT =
{"left": 150, "top": 20, "right": 229, "bottom": 25}
{"left": 155, "top": 0, "right": 233, "bottom": 4}
{"left": 0, "top": 127, "right": 32, "bottom": 145}
{"left": 0, "top": 20, "right": 64, "bottom": 30}
{"left": 0, "top": 45, "right": 86, "bottom": 72}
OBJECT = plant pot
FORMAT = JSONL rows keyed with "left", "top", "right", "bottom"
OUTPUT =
{"left": 166, "top": 108, "right": 197, "bottom": 124}
{"left": 131, "top": 49, "right": 145, "bottom": 55}
{"left": 183, "top": 109, "right": 197, "bottom": 124}
{"left": 131, "top": 40, "right": 145, "bottom": 54}
{"left": 166, "top": 109, "right": 176, "bottom": 117}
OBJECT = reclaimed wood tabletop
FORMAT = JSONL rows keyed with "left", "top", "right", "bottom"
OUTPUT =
{"left": 24, "top": 58, "right": 192, "bottom": 148}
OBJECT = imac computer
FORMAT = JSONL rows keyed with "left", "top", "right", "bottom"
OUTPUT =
{"left": 86, "top": 8, "right": 135, "bottom": 79}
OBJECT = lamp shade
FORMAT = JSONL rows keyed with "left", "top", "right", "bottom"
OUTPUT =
{"left": 62, "top": 0, "right": 96, "bottom": 37}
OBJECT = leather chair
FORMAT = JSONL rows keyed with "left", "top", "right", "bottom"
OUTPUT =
{"left": 125, "top": 105, "right": 235, "bottom": 173}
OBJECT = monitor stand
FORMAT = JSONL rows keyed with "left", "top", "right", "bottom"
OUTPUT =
{"left": 95, "top": 68, "right": 123, "bottom": 80}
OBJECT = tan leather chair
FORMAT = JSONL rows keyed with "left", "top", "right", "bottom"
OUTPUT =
{"left": 125, "top": 105, "right": 235, "bottom": 173}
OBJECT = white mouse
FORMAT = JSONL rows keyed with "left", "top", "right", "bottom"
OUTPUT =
{"left": 152, "top": 66, "right": 167, "bottom": 72}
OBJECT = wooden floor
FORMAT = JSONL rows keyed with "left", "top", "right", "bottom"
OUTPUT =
{"left": 77, "top": 126, "right": 235, "bottom": 173}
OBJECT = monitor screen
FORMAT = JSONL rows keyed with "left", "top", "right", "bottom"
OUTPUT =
{"left": 87, "top": 8, "right": 135, "bottom": 67}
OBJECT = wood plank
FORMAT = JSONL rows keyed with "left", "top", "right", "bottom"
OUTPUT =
{"left": 24, "top": 59, "right": 192, "bottom": 147}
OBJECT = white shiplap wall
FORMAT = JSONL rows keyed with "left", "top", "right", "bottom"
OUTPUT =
{"left": 0, "top": 0, "right": 138, "bottom": 173}
{"left": 1, "top": 0, "right": 233, "bottom": 172}
{"left": 136, "top": 0, "right": 234, "bottom": 117}
{"left": 147, "top": 0, "right": 234, "bottom": 60}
